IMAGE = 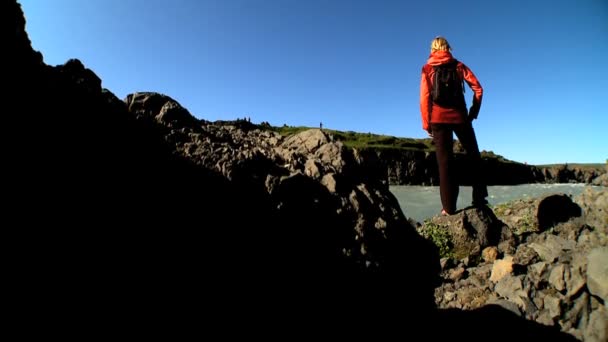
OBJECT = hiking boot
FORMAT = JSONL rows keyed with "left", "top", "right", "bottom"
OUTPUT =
{"left": 472, "top": 199, "right": 488, "bottom": 207}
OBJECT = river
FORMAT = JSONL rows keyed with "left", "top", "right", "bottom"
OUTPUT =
{"left": 390, "top": 183, "right": 594, "bottom": 223}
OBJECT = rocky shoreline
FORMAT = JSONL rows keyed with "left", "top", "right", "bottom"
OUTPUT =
{"left": 417, "top": 188, "right": 607, "bottom": 341}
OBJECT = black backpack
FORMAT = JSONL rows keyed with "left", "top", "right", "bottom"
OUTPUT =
{"left": 431, "top": 60, "right": 465, "bottom": 108}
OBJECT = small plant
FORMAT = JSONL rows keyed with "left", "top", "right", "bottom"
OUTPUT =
{"left": 417, "top": 220, "right": 454, "bottom": 259}
{"left": 491, "top": 203, "right": 510, "bottom": 216}
{"left": 515, "top": 213, "right": 537, "bottom": 235}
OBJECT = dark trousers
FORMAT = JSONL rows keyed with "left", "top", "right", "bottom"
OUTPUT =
{"left": 431, "top": 122, "right": 488, "bottom": 213}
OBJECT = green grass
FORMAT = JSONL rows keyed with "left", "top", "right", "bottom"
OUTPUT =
{"left": 535, "top": 163, "right": 604, "bottom": 169}
{"left": 417, "top": 220, "right": 454, "bottom": 259}
{"left": 491, "top": 201, "right": 538, "bottom": 235}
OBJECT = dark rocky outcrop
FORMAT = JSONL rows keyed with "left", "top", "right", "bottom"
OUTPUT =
{"left": 7, "top": 0, "right": 440, "bottom": 334}
{"left": 7, "top": 0, "right": 580, "bottom": 339}
{"left": 353, "top": 148, "right": 439, "bottom": 185}
{"left": 121, "top": 92, "right": 441, "bottom": 296}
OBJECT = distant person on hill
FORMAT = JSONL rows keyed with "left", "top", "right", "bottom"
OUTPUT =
{"left": 419, "top": 36, "right": 488, "bottom": 215}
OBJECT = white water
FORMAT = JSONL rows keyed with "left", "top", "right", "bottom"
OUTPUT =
{"left": 390, "top": 183, "right": 592, "bottom": 223}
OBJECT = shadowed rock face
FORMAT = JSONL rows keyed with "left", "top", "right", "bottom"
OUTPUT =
{"left": 6, "top": 1, "right": 580, "bottom": 339}
{"left": 6, "top": 0, "right": 439, "bottom": 328}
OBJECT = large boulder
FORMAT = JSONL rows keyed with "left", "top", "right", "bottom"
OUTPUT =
{"left": 494, "top": 194, "right": 582, "bottom": 234}
{"left": 425, "top": 206, "right": 512, "bottom": 260}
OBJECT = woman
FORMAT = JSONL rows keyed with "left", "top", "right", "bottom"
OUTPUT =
{"left": 419, "top": 36, "right": 488, "bottom": 215}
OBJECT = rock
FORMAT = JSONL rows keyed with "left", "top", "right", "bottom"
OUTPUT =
{"left": 521, "top": 297, "right": 538, "bottom": 320}
{"left": 320, "top": 173, "right": 337, "bottom": 193}
{"left": 587, "top": 246, "right": 608, "bottom": 303}
{"left": 528, "top": 262, "right": 549, "bottom": 288}
{"left": 430, "top": 206, "right": 507, "bottom": 260}
{"left": 543, "top": 293, "right": 563, "bottom": 319}
{"left": 591, "top": 172, "right": 608, "bottom": 187}
{"left": 494, "top": 274, "right": 525, "bottom": 302}
{"left": 490, "top": 256, "right": 514, "bottom": 283}
{"left": 529, "top": 234, "right": 573, "bottom": 263}
{"left": 470, "top": 263, "right": 493, "bottom": 280}
{"left": 576, "top": 187, "right": 608, "bottom": 233}
{"left": 584, "top": 304, "right": 608, "bottom": 342}
{"left": 537, "top": 194, "right": 582, "bottom": 231}
{"left": 495, "top": 194, "right": 582, "bottom": 234}
{"left": 549, "top": 263, "right": 567, "bottom": 292}
{"left": 537, "top": 311, "right": 556, "bottom": 326}
{"left": 448, "top": 266, "right": 466, "bottom": 281}
{"left": 565, "top": 264, "right": 586, "bottom": 299}
{"left": 561, "top": 292, "right": 589, "bottom": 335}
{"left": 482, "top": 246, "right": 498, "bottom": 263}
{"left": 305, "top": 158, "right": 321, "bottom": 179}
{"left": 125, "top": 92, "right": 199, "bottom": 128}
{"left": 282, "top": 129, "right": 329, "bottom": 152}
{"left": 513, "top": 245, "right": 539, "bottom": 266}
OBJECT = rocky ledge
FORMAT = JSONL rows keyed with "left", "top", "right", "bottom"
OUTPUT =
{"left": 417, "top": 187, "right": 607, "bottom": 341}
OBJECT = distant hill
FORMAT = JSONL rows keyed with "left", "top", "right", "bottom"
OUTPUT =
{"left": 266, "top": 124, "right": 605, "bottom": 185}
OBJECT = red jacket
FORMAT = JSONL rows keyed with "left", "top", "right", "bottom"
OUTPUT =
{"left": 419, "top": 51, "right": 483, "bottom": 131}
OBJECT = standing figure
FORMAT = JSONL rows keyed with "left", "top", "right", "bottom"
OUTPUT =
{"left": 419, "top": 36, "right": 488, "bottom": 215}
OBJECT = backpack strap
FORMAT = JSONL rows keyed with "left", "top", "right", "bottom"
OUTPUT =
{"left": 453, "top": 59, "right": 465, "bottom": 94}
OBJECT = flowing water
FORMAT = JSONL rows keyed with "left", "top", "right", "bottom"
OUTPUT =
{"left": 390, "top": 183, "right": 593, "bottom": 223}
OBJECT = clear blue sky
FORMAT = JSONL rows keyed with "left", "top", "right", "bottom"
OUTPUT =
{"left": 21, "top": 0, "right": 607, "bottom": 165}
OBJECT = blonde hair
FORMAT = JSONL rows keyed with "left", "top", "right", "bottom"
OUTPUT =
{"left": 431, "top": 36, "right": 451, "bottom": 53}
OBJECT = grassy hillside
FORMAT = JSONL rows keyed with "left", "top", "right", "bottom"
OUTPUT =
{"left": 535, "top": 163, "right": 605, "bottom": 169}
{"left": 267, "top": 125, "right": 518, "bottom": 162}
{"left": 268, "top": 125, "right": 434, "bottom": 151}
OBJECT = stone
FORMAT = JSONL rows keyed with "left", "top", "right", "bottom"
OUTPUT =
{"left": 513, "top": 245, "right": 539, "bottom": 266}
{"left": 528, "top": 262, "right": 549, "bottom": 287}
{"left": 565, "top": 265, "right": 586, "bottom": 298}
{"left": 449, "top": 266, "right": 466, "bottom": 282}
{"left": 549, "top": 263, "right": 566, "bottom": 292}
{"left": 537, "top": 311, "right": 555, "bottom": 326}
{"left": 529, "top": 242, "right": 560, "bottom": 263}
{"left": 544, "top": 293, "right": 562, "bottom": 319}
{"left": 584, "top": 305, "right": 608, "bottom": 342}
{"left": 482, "top": 246, "right": 498, "bottom": 263}
{"left": 587, "top": 246, "right": 608, "bottom": 303}
{"left": 304, "top": 158, "right": 321, "bottom": 179}
{"left": 490, "top": 255, "right": 514, "bottom": 283}
{"left": 494, "top": 275, "right": 524, "bottom": 301}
